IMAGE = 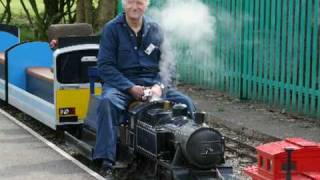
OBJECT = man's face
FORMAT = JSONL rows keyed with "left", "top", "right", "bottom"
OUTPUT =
{"left": 124, "top": 0, "right": 148, "bottom": 20}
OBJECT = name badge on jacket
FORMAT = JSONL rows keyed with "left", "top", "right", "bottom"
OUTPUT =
{"left": 145, "top": 43, "right": 156, "bottom": 55}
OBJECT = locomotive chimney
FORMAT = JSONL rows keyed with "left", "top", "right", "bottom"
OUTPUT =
{"left": 194, "top": 111, "right": 206, "bottom": 124}
{"left": 172, "top": 103, "right": 188, "bottom": 117}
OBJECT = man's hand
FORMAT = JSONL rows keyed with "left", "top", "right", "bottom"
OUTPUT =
{"left": 151, "top": 84, "right": 162, "bottom": 98}
{"left": 128, "top": 85, "right": 145, "bottom": 101}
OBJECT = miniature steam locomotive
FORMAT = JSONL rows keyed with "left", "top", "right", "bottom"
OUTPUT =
{"left": 81, "top": 81, "right": 233, "bottom": 179}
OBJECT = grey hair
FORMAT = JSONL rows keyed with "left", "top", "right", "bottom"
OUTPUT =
{"left": 122, "top": 0, "right": 150, "bottom": 6}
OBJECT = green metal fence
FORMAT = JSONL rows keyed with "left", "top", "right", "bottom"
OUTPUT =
{"left": 216, "top": 0, "right": 319, "bottom": 118}
{"left": 118, "top": 0, "right": 320, "bottom": 118}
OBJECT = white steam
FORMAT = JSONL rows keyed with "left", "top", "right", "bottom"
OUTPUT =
{"left": 150, "top": 0, "right": 216, "bottom": 86}
{"left": 159, "top": 0, "right": 215, "bottom": 44}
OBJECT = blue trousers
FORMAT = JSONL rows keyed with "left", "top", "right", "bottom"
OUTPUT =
{"left": 93, "top": 86, "right": 195, "bottom": 163}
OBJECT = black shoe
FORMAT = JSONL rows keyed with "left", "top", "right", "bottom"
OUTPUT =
{"left": 100, "top": 160, "right": 114, "bottom": 179}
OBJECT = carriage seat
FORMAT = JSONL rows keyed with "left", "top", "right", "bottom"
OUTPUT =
{"left": 26, "top": 67, "right": 54, "bottom": 83}
{"left": 0, "top": 52, "right": 5, "bottom": 64}
{"left": 26, "top": 67, "right": 54, "bottom": 103}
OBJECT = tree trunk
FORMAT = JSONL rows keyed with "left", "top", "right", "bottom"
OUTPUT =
{"left": 95, "top": 0, "right": 117, "bottom": 29}
{"left": 0, "top": 0, "right": 12, "bottom": 24}
{"left": 76, "top": 0, "right": 93, "bottom": 24}
{"left": 76, "top": 0, "right": 85, "bottom": 22}
{"left": 84, "top": 0, "right": 93, "bottom": 24}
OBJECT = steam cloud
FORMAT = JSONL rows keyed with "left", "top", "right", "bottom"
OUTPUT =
{"left": 150, "top": 0, "right": 216, "bottom": 86}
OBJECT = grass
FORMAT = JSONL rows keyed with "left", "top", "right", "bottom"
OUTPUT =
{"left": 1, "top": 0, "right": 44, "bottom": 41}
{"left": 1, "top": 0, "right": 103, "bottom": 41}
{"left": 0, "top": 0, "right": 44, "bottom": 16}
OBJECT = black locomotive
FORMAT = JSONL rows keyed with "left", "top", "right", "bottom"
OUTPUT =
{"left": 125, "top": 100, "right": 233, "bottom": 179}
{"left": 71, "top": 74, "right": 233, "bottom": 179}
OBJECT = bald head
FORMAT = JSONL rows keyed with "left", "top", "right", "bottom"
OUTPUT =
{"left": 122, "top": 0, "right": 150, "bottom": 6}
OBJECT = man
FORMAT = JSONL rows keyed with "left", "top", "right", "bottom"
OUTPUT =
{"left": 94, "top": 0, "right": 195, "bottom": 176}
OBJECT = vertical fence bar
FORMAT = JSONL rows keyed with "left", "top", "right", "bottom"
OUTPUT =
{"left": 247, "top": 0, "right": 254, "bottom": 99}
{"left": 274, "top": 0, "right": 282, "bottom": 105}
{"left": 220, "top": 0, "right": 225, "bottom": 90}
{"left": 286, "top": 0, "right": 294, "bottom": 110}
{"left": 312, "top": 0, "right": 319, "bottom": 117}
{"left": 225, "top": 0, "right": 231, "bottom": 92}
{"left": 241, "top": 0, "right": 249, "bottom": 99}
{"left": 258, "top": 0, "right": 265, "bottom": 100}
{"left": 230, "top": 0, "right": 234, "bottom": 95}
{"left": 226, "top": 0, "right": 231, "bottom": 92}
{"left": 263, "top": 0, "right": 270, "bottom": 102}
{"left": 280, "top": 0, "right": 288, "bottom": 106}
{"left": 226, "top": 0, "right": 234, "bottom": 94}
{"left": 305, "top": 0, "right": 313, "bottom": 114}
{"left": 177, "top": 43, "right": 183, "bottom": 83}
{"left": 230, "top": 0, "right": 236, "bottom": 96}
{"left": 269, "top": 0, "right": 276, "bottom": 104}
{"left": 185, "top": 44, "right": 189, "bottom": 83}
{"left": 253, "top": 0, "right": 260, "bottom": 99}
{"left": 217, "top": 0, "right": 224, "bottom": 91}
{"left": 191, "top": 44, "right": 195, "bottom": 85}
{"left": 221, "top": 0, "right": 226, "bottom": 91}
{"left": 236, "top": 0, "right": 241, "bottom": 97}
{"left": 298, "top": 0, "right": 307, "bottom": 113}
{"left": 218, "top": 0, "right": 223, "bottom": 90}
{"left": 176, "top": 43, "right": 181, "bottom": 82}
{"left": 212, "top": 0, "right": 218, "bottom": 89}
{"left": 291, "top": 0, "right": 301, "bottom": 112}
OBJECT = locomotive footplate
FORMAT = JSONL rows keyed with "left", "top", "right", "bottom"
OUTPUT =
{"left": 64, "top": 127, "right": 130, "bottom": 169}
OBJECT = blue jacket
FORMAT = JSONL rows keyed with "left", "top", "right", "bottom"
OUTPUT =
{"left": 97, "top": 13, "right": 164, "bottom": 92}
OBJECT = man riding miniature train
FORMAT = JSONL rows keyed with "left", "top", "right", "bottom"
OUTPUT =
{"left": 94, "top": 0, "right": 196, "bottom": 177}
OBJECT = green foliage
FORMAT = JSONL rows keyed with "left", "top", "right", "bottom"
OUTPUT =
{"left": 0, "top": 0, "right": 44, "bottom": 41}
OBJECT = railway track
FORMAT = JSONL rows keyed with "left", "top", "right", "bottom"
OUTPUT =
{"left": 224, "top": 136, "right": 257, "bottom": 162}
